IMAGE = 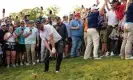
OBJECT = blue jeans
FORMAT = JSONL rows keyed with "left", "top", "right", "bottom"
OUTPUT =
{"left": 71, "top": 36, "right": 82, "bottom": 57}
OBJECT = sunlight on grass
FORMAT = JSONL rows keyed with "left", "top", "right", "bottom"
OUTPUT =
{"left": 0, "top": 57, "right": 133, "bottom": 80}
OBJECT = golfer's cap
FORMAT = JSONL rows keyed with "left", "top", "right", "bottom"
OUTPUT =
{"left": 36, "top": 20, "right": 41, "bottom": 25}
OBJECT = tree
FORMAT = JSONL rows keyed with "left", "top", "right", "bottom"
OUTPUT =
{"left": 74, "top": 6, "right": 81, "bottom": 13}
{"left": 44, "top": 5, "right": 60, "bottom": 18}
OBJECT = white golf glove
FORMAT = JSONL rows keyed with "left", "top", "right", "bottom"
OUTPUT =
{"left": 52, "top": 47, "right": 56, "bottom": 54}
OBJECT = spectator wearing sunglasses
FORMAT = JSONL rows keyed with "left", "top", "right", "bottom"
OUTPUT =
{"left": 15, "top": 20, "right": 26, "bottom": 66}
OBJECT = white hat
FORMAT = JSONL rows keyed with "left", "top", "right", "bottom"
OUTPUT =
{"left": 1, "top": 22, "right": 6, "bottom": 26}
{"left": 91, "top": 6, "right": 98, "bottom": 10}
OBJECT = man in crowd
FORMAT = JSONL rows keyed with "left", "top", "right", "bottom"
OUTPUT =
{"left": 70, "top": 13, "right": 83, "bottom": 57}
{"left": 63, "top": 15, "right": 71, "bottom": 57}
{"left": 36, "top": 18, "right": 62, "bottom": 73}
{"left": 15, "top": 20, "right": 26, "bottom": 65}
{"left": 55, "top": 16, "right": 68, "bottom": 57}
{"left": 84, "top": 0, "right": 107, "bottom": 59}
{"left": 106, "top": 0, "right": 119, "bottom": 56}
{"left": 0, "top": 23, "right": 7, "bottom": 66}
{"left": 120, "top": 0, "right": 133, "bottom": 59}
{"left": 24, "top": 20, "right": 39, "bottom": 65}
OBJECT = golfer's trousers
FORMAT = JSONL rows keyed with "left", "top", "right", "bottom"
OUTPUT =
{"left": 44, "top": 40, "right": 64, "bottom": 71}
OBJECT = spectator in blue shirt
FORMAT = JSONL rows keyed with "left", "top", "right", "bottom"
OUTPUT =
{"left": 15, "top": 20, "right": 26, "bottom": 66}
{"left": 70, "top": 13, "right": 83, "bottom": 57}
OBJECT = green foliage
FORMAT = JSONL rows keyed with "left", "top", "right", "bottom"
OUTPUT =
{"left": 44, "top": 5, "right": 60, "bottom": 18}
{"left": 0, "top": 57, "right": 133, "bottom": 80}
{"left": 9, "top": 5, "right": 60, "bottom": 22}
{"left": 74, "top": 5, "right": 81, "bottom": 13}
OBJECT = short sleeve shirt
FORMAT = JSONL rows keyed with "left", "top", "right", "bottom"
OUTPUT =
{"left": 24, "top": 27, "right": 38, "bottom": 44}
{"left": 40, "top": 24, "right": 62, "bottom": 43}
{"left": 15, "top": 26, "right": 26, "bottom": 44}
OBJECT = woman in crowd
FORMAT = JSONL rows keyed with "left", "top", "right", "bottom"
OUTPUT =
{"left": 4, "top": 26, "right": 17, "bottom": 68}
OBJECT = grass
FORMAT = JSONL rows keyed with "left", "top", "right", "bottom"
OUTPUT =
{"left": 0, "top": 57, "right": 133, "bottom": 80}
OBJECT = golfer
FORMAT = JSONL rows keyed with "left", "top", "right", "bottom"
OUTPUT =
{"left": 36, "top": 19, "right": 63, "bottom": 73}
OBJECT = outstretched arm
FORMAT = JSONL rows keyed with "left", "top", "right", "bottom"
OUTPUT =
{"left": 99, "top": 0, "right": 108, "bottom": 15}
{"left": 125, "top": 0, "right": 132, "bottom": 11}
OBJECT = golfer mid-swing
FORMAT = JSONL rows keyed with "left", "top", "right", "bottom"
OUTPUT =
{"left": 36, "top": 19, "right": 63, "bottom": 73}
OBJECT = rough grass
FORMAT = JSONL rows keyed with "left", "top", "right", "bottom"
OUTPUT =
{"left": 0, "top": 57, "right": 133, "bottom": 80}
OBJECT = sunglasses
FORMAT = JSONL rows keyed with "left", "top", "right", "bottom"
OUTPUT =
{"left": 21, "top": 23, "right": 25, "bottom": 24}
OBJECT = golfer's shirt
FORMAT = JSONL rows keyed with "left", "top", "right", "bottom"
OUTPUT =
{"left": 40, "top": 24, "right": 62, "bottom": 43}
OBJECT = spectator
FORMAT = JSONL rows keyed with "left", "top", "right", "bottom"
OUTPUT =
{"left": 4, "top": 26, "right": 17, "bottom": 68}
{"left": 83, "top": 18, "right": 88, "bottom": 46}
{"left": 24, "top": 20, "right": 39, "bottom": 65}
{"left": 0, "top": 23, "right": 8, "bottom": 66}
{"left": 55, "top": 16, "right": 68, "bottom": 57}
{"left": 63, "top": 15, "right": 71, "bottom": 57}
{"left": 70, "top": 13, "right": 83, "bottom": 57}
{"left": 15, "top": 20, "right": 26, "bottom": 66}
{"left": 84, "top": 0, "right": 107, "bottom": 59}
{"left": 120, "top": 0, "right": 133, "bottom": 59}
{"left": 36, "top": 19, "right": 62, "bottom": 73}
{"left": 106, "top": 2, "right": 119, "bottom": 56}
{"left": 98, "top": 10, "right": 108, "bottom": 57}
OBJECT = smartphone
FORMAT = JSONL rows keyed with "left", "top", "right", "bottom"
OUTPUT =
{"left": 30, "top": 29, "right": 32, "bottom": 32}
{"left": 21, "top": 28, "right": 24, "bottom": 31}
{"left": 3, "top": 9, "right": 5, "bottom": 13}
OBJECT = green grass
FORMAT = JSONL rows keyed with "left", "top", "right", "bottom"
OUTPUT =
{"left": 0, "top": 57, "right": 133, "bottom": 80}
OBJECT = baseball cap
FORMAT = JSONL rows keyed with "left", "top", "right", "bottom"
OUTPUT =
{"left": 91, "top": 6, "right": 98, "bottom": 10}
{"left": 36, "top": 20, "right": 41, "bottom": 25}
{"left": 111, "top": 0, "right": 119, "bottom": 4}
{"left": 1, "top": 22, "right": 6, "bottom": 26}
{"left": 75, "top": 13, "right": 80, "bottom": 17}
{"left": 63, "top": 15, "right": 68, "bottom": 18}
{"left": 28, "top": 20, "right": 34, "bottom": 24}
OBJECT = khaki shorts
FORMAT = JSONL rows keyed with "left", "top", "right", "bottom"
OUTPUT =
{"left": 100, "top": 29, "right": 107, "bottom": 43}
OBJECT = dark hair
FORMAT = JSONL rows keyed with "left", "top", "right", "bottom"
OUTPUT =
{"left": 41, "top": 6, "right": 43, "bottom": 10}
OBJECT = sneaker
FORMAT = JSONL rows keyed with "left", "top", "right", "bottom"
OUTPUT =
{"left": 20, "top": 63, "right": 23, "bottom": 66}
{"left": 26, "top": 63, "right": 30, "bottom": 66}
{"left": 33, "top": 62, "right": 36, "bottom": 65}
{"left": 110, "top": 52, "right": 115, "bottom": 56}
{"left": 125, "top": 57, "right": 133, "bottom": 60}
{"left": 94, "top": 57, "right": 102, "bottom": 60}
{"left": 7, "top": 65, "right": 10, "bottom": 68}
{"left": 105, "top": 51, "right": 109, "bottom": 56}
{"left": 100, "top": 55, "right": 105, "bottom": 58}
{"left": 37, "top": 60, "right": 39, "bottom": 63}
{"left": 12, "top": 64, "right": 16, "bottom": 67}
{"left": 56, "top": 71, "right": 59, "bottom": 73}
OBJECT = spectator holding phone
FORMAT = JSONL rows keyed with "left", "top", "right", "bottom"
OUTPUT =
{"left": 15, "top": 20, "right": 26, "bottom": 66}
{"left": 4, "top": 26, "right": 17, "bottom": 68}
{"left": 24, "top": 20, "right": 38, "bottom": 65}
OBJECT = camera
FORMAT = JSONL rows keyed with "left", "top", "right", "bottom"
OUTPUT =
{"left": 30, "top": 29, "right": 32, "bottom": 32}
{"left": 21, "top": 28, "right": 24, "bottom": 31}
